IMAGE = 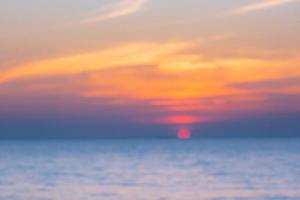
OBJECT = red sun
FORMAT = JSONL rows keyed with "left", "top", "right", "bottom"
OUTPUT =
{"left": 177, "top": 128, "right": 192, "bottom": 140}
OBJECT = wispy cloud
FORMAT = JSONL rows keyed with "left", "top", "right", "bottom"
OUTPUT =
{"left": 228, "top": 76, "right": 300, "bottom": 89}
{"left": 79, "top": 0, "right": 148, "bottom": 24}
{"left": 229, "top": 0, "right": 297, "bottom": 16}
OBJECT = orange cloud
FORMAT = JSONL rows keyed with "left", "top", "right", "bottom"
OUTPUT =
{"left": 0, "top": 42, "right": 190, "bottom": 84}
{"left": 1, "top": 41, "right": 299, "bottom": 125}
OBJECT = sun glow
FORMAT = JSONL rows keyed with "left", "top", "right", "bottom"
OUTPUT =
{"left": 163, "top": 116, "right": 204, "bottom": 124}
{"left": 177, "top": 128, "right": 192, "bottom": 139}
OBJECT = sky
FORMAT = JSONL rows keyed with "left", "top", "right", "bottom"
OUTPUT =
{"left": 0, "top": 0, "right": 300, "bottom": 138}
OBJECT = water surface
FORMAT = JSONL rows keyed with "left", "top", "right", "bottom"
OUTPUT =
{"left": 0, "top": 138, "right": 300, "bottom": 200}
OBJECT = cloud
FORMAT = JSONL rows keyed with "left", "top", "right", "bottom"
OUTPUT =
{"left": 1, "top": 40, "right": 299, "bottom": 126}
{"left": 0, "top": 42, "right": 191, "bottom": 84}
{"left": 1, "top": 41, "right": 299, "bottom": 86}
{"left": 229, "top": 0, "right": 298, "bottom": 16}
{"left": 79, "top": 0, "right": 149, "bottom": 24}
{"left": 228, "top": 76, "right": 300, "bottom": 90}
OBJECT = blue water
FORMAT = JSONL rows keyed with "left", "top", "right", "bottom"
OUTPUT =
{"left": 0, "top": 138, "right": 300, "bottom": 200}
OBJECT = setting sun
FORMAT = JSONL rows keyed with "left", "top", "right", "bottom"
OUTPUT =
{"left": 177, "top": 128, "right": 192, "bottom": 140}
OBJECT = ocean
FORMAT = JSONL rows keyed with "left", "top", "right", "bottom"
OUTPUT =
{"left": 0, "top": 138, "right": 299, "bottom": 200}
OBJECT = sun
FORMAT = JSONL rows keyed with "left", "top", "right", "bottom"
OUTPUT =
{"left": 177, "top": 128, "right": 192, "bottom": 140}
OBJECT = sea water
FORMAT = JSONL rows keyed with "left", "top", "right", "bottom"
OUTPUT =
{"left": 0, "top": 138, "right": 300, "bottom": 200}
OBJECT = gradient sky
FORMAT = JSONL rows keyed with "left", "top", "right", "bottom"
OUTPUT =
{"left": 0, "top": 0, "right": 300, "bottom": 138}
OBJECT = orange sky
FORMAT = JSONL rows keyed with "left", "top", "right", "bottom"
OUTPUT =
{"left": 0, "top": 0, "right": 299, "bottom": 129}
